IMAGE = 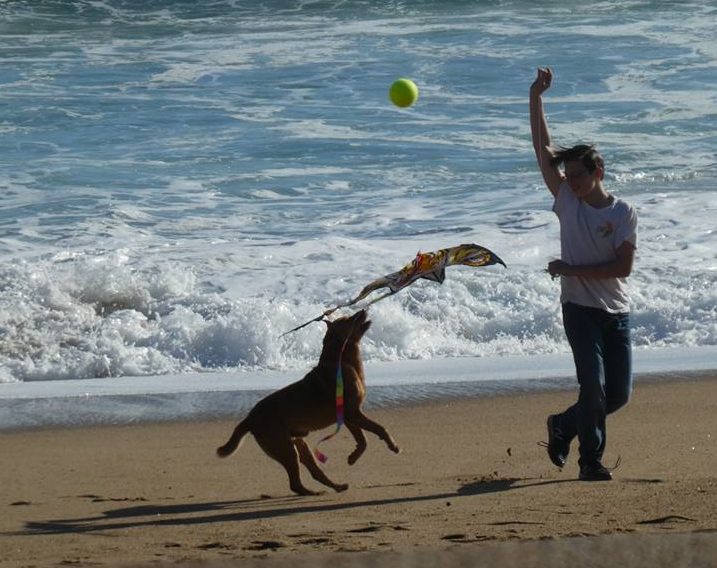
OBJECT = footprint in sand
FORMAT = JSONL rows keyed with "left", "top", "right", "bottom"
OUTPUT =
{"left": 197, "top": 542, "right": 233, "bottom": 551}
{"left": 297, "top": 537, "right": 332, "bottom": 545}
{"left": 243, "top": 541, "right": 285, "bottom": 551}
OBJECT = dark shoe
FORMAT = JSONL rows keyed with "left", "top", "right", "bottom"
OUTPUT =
{"left": 579, "top": 462, "right": 613, "bottom": 481}
{"left": 546, "top": 415, "right": 570, "bottom": 468}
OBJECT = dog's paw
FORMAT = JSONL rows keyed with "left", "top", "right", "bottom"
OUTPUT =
{"left": 335, "top": 483, "right": 349, "bottom": 493}
{"left": 348, "top": 450, "right": 363, "bottom": 466}
{"left": 382, "top": 436, "right": 400, "bottom": 455}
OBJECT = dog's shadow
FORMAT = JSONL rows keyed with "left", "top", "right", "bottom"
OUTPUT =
{"left": 14, "top": 477, "right": 572, "bottom": 536}
{"left": 13, "top": 478, "right": 572, "bottom": 535}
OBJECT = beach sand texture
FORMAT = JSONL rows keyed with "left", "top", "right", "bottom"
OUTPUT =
{"left": 1, "top": 376, "right": 715, "bottom": 567}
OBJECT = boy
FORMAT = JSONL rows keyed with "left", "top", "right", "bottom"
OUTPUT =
{"left": 530, "top": 68, "right": 638, "bottom": 481}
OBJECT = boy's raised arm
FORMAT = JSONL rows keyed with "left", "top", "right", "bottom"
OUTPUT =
{"left": 530, "top": 67, "right": 563, "bottom": 196}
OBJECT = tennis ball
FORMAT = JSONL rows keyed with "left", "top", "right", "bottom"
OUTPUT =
{"left": 389, "top": 78, "right": 419, "bottom": 108}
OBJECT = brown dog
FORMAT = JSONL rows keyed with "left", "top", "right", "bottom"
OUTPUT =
{"left": 217, "top": 309, "right": 400, "bottom": 495}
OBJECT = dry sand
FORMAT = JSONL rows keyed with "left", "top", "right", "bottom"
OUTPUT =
{"left": 1, "top": 375, "right": 716, "bottom": 567}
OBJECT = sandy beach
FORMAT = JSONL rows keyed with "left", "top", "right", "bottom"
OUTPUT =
{"left": 1, "top": 374, "right": 715, "bottom": 568}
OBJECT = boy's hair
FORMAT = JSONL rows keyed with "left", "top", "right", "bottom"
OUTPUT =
{"left": 550, "top": 144, "right": 604, "bottom": 173}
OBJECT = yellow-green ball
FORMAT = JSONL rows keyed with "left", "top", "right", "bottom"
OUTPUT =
{"left": 389, "top": 78, "right": 419, "bottom": 108}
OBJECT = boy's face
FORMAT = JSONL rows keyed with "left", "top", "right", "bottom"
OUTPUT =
{"left": 564, "top": 160, "right": 602, "bottom": 199}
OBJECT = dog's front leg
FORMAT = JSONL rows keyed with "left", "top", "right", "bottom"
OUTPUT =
{"left": 345, "top": 421, "right": 367, "bottom": 465}
{"left": 345, "top": 410, "right": 400, "bottom": 455}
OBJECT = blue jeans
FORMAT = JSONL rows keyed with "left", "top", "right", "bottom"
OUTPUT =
{"left": 554, "top": 302, "right": 632, "bottom": 466}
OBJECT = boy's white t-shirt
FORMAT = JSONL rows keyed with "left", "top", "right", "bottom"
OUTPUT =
{"left": 553, "top": 181, "right": 638, "bottom": 313}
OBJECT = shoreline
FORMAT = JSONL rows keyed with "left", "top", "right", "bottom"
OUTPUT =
{"left": 2, "top": 356, "right": 716, "bottom": 432}
{"left": 1, "top": 374, "right": 715, "bottom": 567}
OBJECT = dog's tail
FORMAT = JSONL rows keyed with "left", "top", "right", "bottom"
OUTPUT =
{"left": 217, "top": 420, "right": 250, "bottom": 458}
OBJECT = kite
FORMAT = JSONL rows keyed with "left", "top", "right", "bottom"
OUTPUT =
{"left": 283, "top": 243, "right": 506, "bottom": 336}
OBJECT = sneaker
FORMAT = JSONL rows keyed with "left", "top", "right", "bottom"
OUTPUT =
{"left": 579, "top": 462, "right": 613, "bottom": 481}
{"left": 546, "top": 415, "right": 570, "bottom": 468}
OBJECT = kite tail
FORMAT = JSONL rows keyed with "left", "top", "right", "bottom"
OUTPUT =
{"left": 313, "top": 363, "right": 345, "bottom": 464}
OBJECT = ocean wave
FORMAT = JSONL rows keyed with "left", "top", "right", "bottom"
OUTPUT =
{"left": 1, "top": 231, "right": 715, "bottom": 384}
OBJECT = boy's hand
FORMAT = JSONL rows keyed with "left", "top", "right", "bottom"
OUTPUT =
{"left": 547, "top": 259, "right": 571, "bottom": 278}
{"left": 530, "top": 67, "right": 553, "bottom": 97}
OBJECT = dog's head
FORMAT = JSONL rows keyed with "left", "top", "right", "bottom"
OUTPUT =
{"left": 323, "top": 309, "right": 371, "bottom": 349}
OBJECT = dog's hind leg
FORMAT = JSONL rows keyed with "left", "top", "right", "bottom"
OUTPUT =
{"left": 345, "top": 421, "right": 367, "bottom": 465}
{"left": 346, "top": 411, "right": 400, "bottom": 455}
{"left": 294, "top": 439, "right": 348, "bottom": 493}
{"left": 254, "top": 432, "right": 317, "bottom": 496}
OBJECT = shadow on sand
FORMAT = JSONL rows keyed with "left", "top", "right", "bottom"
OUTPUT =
{"left": 10, "top": 476, "right": 578, "bottom": 536}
